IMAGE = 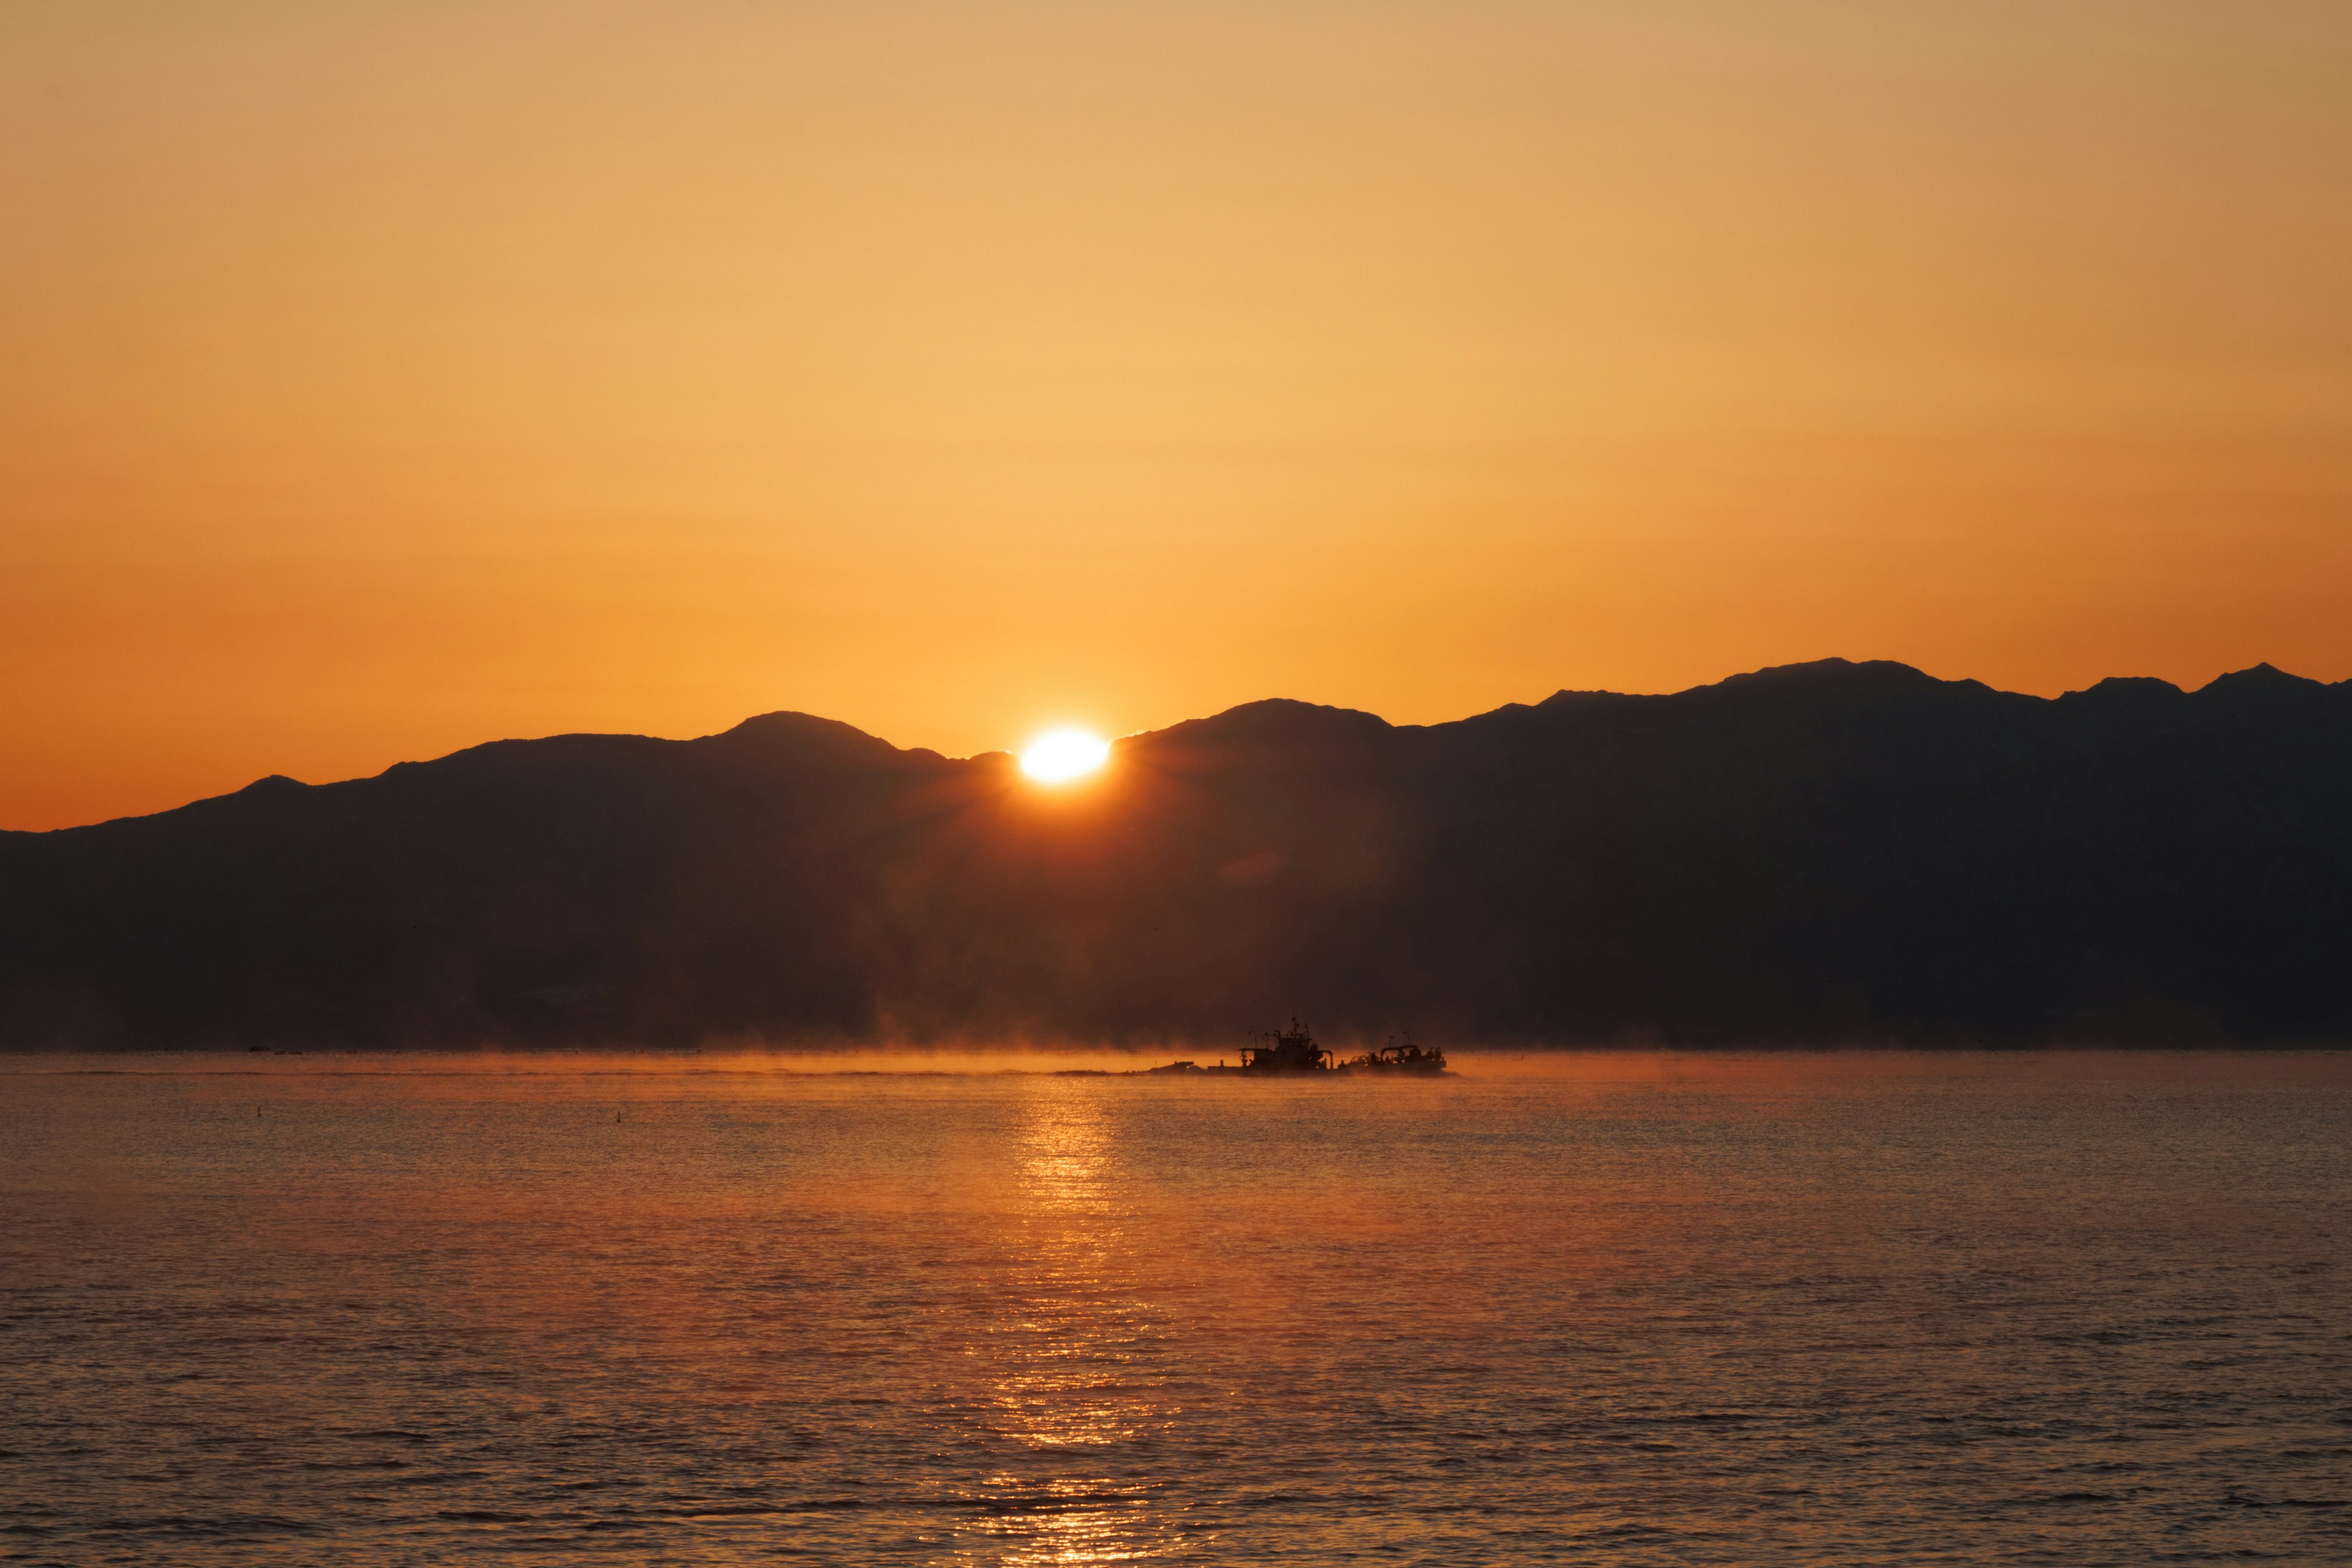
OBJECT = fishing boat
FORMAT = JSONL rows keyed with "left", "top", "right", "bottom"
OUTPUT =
{"left": 1147, "top": 1019, "right": 1449, "bottom": 1075}
{"left": 1342, "top": 1036, "right": 1449, "bottom": 1074}
{"left": 1238, "top": 1018, "right": 1332, "bottom": 1072}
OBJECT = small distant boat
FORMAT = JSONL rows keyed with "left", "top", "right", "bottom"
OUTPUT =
{"left": 1341, "top": 1037, "right": 1450, "bottom": 1075}
{"left": 1147, "top": 1019, "right": 1449, "bottom": 1076}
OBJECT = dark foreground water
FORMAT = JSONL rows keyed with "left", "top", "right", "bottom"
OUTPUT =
{"left": 2, "top": 1052, "right": 2348, "bottom": 1566}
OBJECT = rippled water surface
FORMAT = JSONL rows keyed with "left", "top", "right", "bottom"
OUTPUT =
{"left": 4, "top": 1051, "right": 2348, "bottom": 1564}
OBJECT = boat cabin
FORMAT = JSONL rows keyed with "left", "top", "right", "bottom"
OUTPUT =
{"left": 1239, "top": 1019, "right": 1331, "bottom": 1072}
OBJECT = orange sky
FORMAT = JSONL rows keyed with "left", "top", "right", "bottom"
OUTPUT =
{"left": 5, "top": 2, "right": 2349, "bottom": 831}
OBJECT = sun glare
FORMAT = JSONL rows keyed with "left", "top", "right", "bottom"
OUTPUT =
{"left": 1020, "top": 728, "right": 1111, "bottom": 785}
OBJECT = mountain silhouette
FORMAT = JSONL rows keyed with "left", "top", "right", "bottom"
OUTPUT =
{"left": 4, "top": 659, "right": 2348, "bottom": 1048}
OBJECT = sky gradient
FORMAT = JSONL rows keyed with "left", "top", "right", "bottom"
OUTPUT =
{"left": 6, "top": 1, "right": 2349, "bottom": 830}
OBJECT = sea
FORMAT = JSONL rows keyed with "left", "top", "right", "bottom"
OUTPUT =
{"left": 2, "top": 1050, "right": 2347, "bottom": 1565}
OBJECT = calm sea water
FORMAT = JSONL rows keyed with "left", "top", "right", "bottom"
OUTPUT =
{"left": 2, "top": 1052, "right": 2347, "bottom": 1565}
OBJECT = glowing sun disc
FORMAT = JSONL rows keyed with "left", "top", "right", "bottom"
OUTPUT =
{"left": 1021, "top": 728, "right": 1111, "bottom": 783}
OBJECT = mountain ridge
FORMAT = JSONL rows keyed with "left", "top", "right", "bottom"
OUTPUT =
{"left": 4, "top": 657, "right": 2348, "bottom": 1048}
{"left": 14, "top": 658, "right": 2340, "bottom": 836}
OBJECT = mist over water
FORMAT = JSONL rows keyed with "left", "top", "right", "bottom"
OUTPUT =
{"left": 4, "top": 1052, "right": 2347, "bottom": 1564}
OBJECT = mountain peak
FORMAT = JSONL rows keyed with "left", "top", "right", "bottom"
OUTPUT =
{"left": 2060, "top": 676, "right": 2185, "bottom": 710}
{"left": 1714, "top": 658, "right": 1939, "bottom": 692}
{"left": 1143, "top": 698, "right": 1393, "bottom": 749}
{"left": 2197, "top": 663, "right": 2329, "bottom": 702}
{"left": 700, "top": 710, "right": 913, "bottom": 764}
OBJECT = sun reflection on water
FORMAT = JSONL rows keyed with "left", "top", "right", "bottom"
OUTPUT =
{"left": 954, "top": 1083, "right": 1194, "bottom": 1562}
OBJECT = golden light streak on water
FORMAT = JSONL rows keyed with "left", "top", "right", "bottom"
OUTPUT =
{"left": 958, "top": 1086, "right": 1193, "bottom": 1562}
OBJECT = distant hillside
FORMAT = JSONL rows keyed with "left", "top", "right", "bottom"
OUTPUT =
{"left": 4, "top": 660, "right": 2349, "bottom": 1047}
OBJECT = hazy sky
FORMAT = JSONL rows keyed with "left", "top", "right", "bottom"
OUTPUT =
{"left": 5, "top": 1, "right": 2348, "bottom": 829}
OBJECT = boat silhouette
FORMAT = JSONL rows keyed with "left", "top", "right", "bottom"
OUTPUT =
{"left": 1149, "top": 1019, "right": 1449, "bottom": 1075}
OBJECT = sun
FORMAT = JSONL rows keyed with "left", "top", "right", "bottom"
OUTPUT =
{"left": 1020, "top": 728, "right": 1112, "bottom": 784}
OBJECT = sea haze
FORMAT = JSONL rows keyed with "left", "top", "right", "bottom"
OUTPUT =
{"left": 3, "top": 1051, "right": 2346, "bottom": 1564}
